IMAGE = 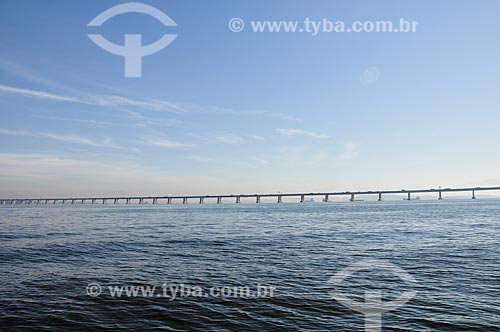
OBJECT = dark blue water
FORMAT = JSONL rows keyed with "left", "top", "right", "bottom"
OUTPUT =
{"left": 1, "top": 200, "right": 499, "bottom": 331}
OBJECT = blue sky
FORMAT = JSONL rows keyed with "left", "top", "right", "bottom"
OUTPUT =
{"left": 1, "top": 0, "right": 500, "bottom": 197}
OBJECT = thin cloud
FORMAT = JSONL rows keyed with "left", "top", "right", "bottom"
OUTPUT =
{"left": 214, "top": 133, "right": 245, "bottom": 144}
{"left": 0, "top": 84, "right": 82, "bottom": 103}
{"left": 277, "top": 128, "right": 330, "bottom": 139}
{"left": 338, "top": 141, "right": 360, "bottom": 160}
{"left": 0, "top": 129, "right": 135, "bottom": 151}
{"left": 143, "top": 137, "right": 192, "bottom": 148}
{"left": 0, "top": 84, "right": 302, "bottom": 121}
{"left": 361, "top": 66, "right": 381, "bottom": 85}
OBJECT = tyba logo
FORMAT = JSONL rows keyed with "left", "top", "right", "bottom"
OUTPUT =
{"left": 88, "top": 2, "right": 177, "bottom": 77}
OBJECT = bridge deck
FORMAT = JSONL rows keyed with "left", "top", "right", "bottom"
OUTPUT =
{"left": 1, "top": 186, "right": 499, "bottom": 204}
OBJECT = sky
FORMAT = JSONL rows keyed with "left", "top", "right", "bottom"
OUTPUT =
{"left": 1, "top": 0, "right": 500, "bottom": 198}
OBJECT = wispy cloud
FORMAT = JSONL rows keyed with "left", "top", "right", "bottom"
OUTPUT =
{"left": 0, "top": 84, "right": 82, "bottom": 103}
{"left": 338, "top": 141, "right": 360, "bottom": 160}
{"left": 0, "top": 129, "right": 135, "bottom": 151}
{"left": 277, "top": 128, "right": 330, "bottom": 139}
{"left": 360, "top": 66, "right": 381, "bottom": 85}
{"left": 214, "top": 133, "right": 245, "bottom": 144}
{"left": 0, "top": 84, "right": 302, "bottom": 123}
{"left": 143, "top": 136, "right": 192, "bottom": 148}
{"left": 0, "top": 84, "right": 196, "bottom": 113}
{"left": 32, "top": 115, "right": 118, "bottom": 127}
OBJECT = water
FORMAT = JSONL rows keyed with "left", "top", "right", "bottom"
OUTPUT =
{"left": 1, "top": 200, "right": 499, "bottom": 331}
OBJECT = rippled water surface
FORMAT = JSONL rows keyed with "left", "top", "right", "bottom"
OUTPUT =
{"left": 1, "top": 200, "right": 499, "bottom": 331}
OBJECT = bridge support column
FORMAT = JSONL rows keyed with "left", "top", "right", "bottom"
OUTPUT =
{"left": 183, "top": 197, "right": 187, "bottom": 204}
{"left": 278, "top": 195, "right": 282, "bottom": 203}
{"left": 126, "top": 198, "right": 131, "bottom": 204}
{"left": 91, "top": 199, "right": 96, "bottom": 204}
{"left": 81, "top": 199, "right": 85, "bottom": 204}
{"left": 53, "top": 200, "right": 57, "bottom": 204}
{"left": 200, "top": 197, "right": 204, "bottom": 204}
{"left": 438, "top": 191, "right": 442, "bottom": 200}
{"left": 378, "top": 193, "right": 382, "bottom": 201}
{"left": 472, "top": 190, "right": 476, "bottom": 199}
{"left": 139, "top": 198, "right": 144, "bottom": 204}
{"left": 114, "top": 198, "right": 119, "bottom": 204}
{"left": 153, "top": 198, "right": 158, "bottom": 204}
{"left": 324, "top": 194, "right": 329, "bottom": 202}
{"left": 300, "top": 195, "right": 305, "bottom": 203}
{"left": 407, "top": 192, "right": 411, "bottom": 201}
{"left": 256, "top": 196, "right": 261, "bottom": 203}
{"left": 71, "top": 199, "right": 75, "bottom": 204}
{"left": 217, "top": 197, "right": 222, "bottom": 204}
{"left": 167, "top": 198, "right": 172, "bottom": 204}
{"left": 62, "top": 200, "right": 66, "bottom": 204}
{"left": 350, "top": 194, "right": 355, "bottom": 202}
{"left": 236, "top": 196, "right": 240, "bottom": 204}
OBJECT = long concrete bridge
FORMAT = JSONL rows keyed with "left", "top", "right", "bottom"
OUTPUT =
{"left": 1, "top": 186, "right": 499, "bottom": 205}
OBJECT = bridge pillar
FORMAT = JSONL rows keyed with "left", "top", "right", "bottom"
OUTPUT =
{"left": 236, "top": 196, "right": 240, "bottom": 204}
{"left": 278, "top": 195, "right": 282, "bottom": 203}
{"left": 126, "top": 198, "right": 131, "bottom": 204}
{"left": 183, "top": 197, "right": 187, "bottom": 204}
{"left": 200, "top": 197, "right": 204, "bottom": 204}
{"left": 472, "top": 190, "right": 476, "bottom": 199}
{"left": 256, "top": 196, "right": 261, "bottom": 203}
{"left": 378, "top": 193, "right": 382, "bottom": 201}
{"left": 139, "top": 198, "right": 144, "bottom": 204}
{"left": 300, "top": 195, "right": 305, "bottom": 203}
{"left": 438, "top": 191, "right": 443, "bottom": 200}
{"left": 102, "top": 199, "right": 106, "bottom": 204}
{"left": 407, "top": 192, "right": 411, "bottom": 201}
{"left": 81, "top": 199, "right": 85, "bottom": 204}
{"left": 62, "top": 200, "right": 66, "bottom": 204}
{"left": 91, "top": 199, "right": 96, "bottom": 204}
{"left": 350, "top": 194, "right": 355, "bottom": 202}
{"left": 324, "top": 194, "right": 329, "bottom": 202}
{"left": 217, "top": 197, "right": 221, "bottom": 204}
{"left": 71, "top": 199, "right": 75, "bottom": 204}
{"left": 53, "top": 200, "right": 57, "bottom": 204}
{"left": 167, "top": 198, "right": 172, "bottom": 204}
{"left": 114, "top": 198, "right": 119, "bottom": 204}
{"left": 153, "top": 198, "right": 158, "bottom": 204}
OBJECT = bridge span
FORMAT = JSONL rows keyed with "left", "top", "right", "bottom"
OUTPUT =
{"left": 1, "top": 186, "right": 500, "bottom": 205}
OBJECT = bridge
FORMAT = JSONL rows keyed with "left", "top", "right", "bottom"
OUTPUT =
{"left": 1, "top": 186, "right": 499, "bottom": 205}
